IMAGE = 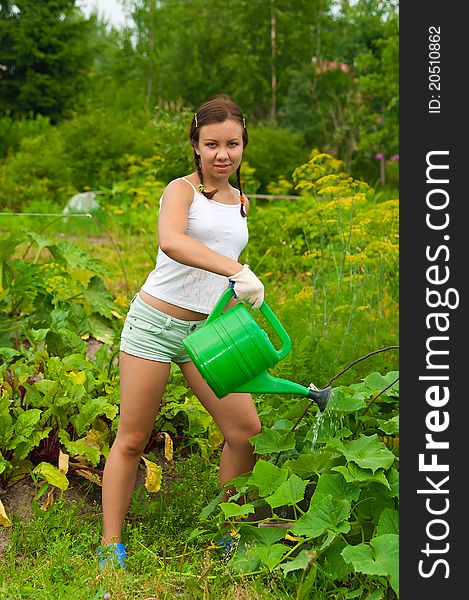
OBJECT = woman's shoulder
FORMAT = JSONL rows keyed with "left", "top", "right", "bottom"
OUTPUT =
{"left": 159, "top": 177, "right": 196, "bottom": 210}
{"left": 166, "top": 177, "right": 197, "bottom": 193}
{"left": 164, "top": 177, "right": 197, "bottom": 199}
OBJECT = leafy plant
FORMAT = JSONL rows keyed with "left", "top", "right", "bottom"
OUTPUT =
{"left": 0, "top": 229, "right": 123, "bottom": 352}
{"left": 0, "top": 343, "right": 120, "bottom": 490}
{"left": 199, "top": 372, "right": 400, "bottom": 598}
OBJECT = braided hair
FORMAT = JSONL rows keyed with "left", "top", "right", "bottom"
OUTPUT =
{"left": 190, "top": 95, "right": 248, "bottom": 217}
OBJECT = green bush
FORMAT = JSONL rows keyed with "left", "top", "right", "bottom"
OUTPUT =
{"left": 59, "top": 108, "right": 158, "bottom": 190}
{"left": 243, "top": 126, "right": 309, "bottom": 193}
{"left": 0, "top": 131, "right": 75, "bottom": 211}
{"left": 0, "top": 113, "right": 53, "bottom": 159}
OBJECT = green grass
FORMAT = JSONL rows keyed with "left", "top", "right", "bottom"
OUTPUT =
{"left": 1, "top": 455, "right": 304, "bottom": 599}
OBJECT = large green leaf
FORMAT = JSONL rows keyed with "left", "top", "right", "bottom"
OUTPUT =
{"left": 12, "top": 409, "right": 42, "bottom": 443}
{"left": 59, "top": 434, "right": 101, "bottom": 466}
{"left": 69, "top": 397, "right": 118, "bottom": 436}
{"left": 386, "top": 467, "right": 399, "bottom": 498}
{"left": 333, "top": 463, "right": 391, "bottom": 489}
{"left": 310, "top": 473, "right": 360, "bottom": 508}
{"left": 376, "top": 507, "right": 399, "bottom": 535}
{"left": 363, "top": 371, "right": 399, "bottom": 395}
{"left": 33, "top": 462, "right": 69, "bottom": 490}
{"left": 326, "top": 387, "right": 367, "bottom": 413}
{"left": 226, "top": 543, "right": 261, "bottom": 574}
{"left": 282, "top": 549, "right": 313, "bottom": 575}
{"left": 62, "top": 354, "right": 92, "bottom": 371}
{"left": 33, "top": 379, "right": 61, "bottom": 401}
{"left": 266, "top": 474, "right": 307, "bottom": 509}
{"left": 0, "top": 452, "right": 12, "bottom": 476}
{"left": 368, "top": 415, "right": 399, "bottom": 434}
{"left": 248, "top": 543, "right": 287, "bottom": 570}
{"left": 219, "top": 502, "right": 255, "bottom": 519}
{"left": 239, "top": 523, "right": 286, "bottom": 546}
{"left": 0, "top": 413, "right": 14, "bottom": 447}
{"left": 322, "top": 538, "right": 353, "bottom": 580}
{"left": 13, "top": 428, "right": 52, "bottom": 461}
{"left": 250, "top": 429, "right": 296, "bottom": 454}
{"left": 341, "top": 533, "right": 399, "bottom": 597}
{"left": 290, "top": 495, "right": 351, "bottom": 538}
{"left": 52, "top": 240, "right": 110, "bottom": 276}
{"left": 26, "top": 232, "right": 55, "bottom": 252}
{"left": 355, "top": 484, "right": 396, "bottom": 524}
{"left": 327, "top": 434, "right": 395, "bottom": 473}
{"left": 247, "top": 459, "right": 289, "bottom": 496}
{"left": 283, "top": 449, "right": 340, "bottom": 478}
{"left": 83, "top": 276, "right": 116, "bottom": 319}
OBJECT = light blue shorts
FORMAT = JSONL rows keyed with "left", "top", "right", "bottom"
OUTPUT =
{"left": 119, "top": 294, "right": 206, "bottom": 363}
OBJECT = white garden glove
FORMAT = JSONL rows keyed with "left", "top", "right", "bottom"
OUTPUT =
{"left": 229, "top": 264, "right": 264, "bottom": 310}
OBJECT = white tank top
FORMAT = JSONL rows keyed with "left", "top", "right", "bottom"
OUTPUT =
{"left": 141, "top": 178, "right": 249, "bottom": 314}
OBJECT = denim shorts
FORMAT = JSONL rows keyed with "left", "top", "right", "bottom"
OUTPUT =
{"left": 119, "top": 294, "right": 206, "bottom": 363}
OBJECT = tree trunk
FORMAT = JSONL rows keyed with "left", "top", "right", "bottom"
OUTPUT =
{"left": 270, "top": 0, "right": 277, "bottom": 121}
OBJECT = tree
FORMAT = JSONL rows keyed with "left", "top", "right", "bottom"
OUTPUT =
{"left": 0, "top": 1, "right": 94, "bottom": 121}
{"left": 279, "top": 0, "right": 398, "bottom": 177}
{"left": 120, "top": 0, "right": 330, "bottom": 120}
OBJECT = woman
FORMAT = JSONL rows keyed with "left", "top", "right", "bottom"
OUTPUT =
{"left": 98, "top": 95, "right": 264, "bottom": 569}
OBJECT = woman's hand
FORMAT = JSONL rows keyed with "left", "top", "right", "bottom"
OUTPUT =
{"left": 229, "top": 265, "right": 264, "bottom": 309}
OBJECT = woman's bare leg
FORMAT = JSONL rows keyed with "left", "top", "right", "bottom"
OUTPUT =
{"left": 178, "top": 361, "right": 261, "bottom": 499}
{"left": 101, "top": 352, "right": 171, "bottom": 545}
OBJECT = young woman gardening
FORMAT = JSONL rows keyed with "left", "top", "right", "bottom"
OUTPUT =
{"left": 98, "top": 95, "right": 264, "bottom": 568}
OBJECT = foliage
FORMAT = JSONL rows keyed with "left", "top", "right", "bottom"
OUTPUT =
{"left": 0, "top": 345, "right": 119, "bottom": 490}
{"left": 352, "top": 18, "right": 399, "bottom": 159}
{"left": 0, "top": 229, "right": 123, "bottom": 351}
{"left": 0, "top": 0, "right": 95, "bottom": 122}
{"left": 199, "top": 372, "right": 399, "bottom": 598}
{"left": 0, "top": 129, "right": 75, "bottom": 210}
{"left": 0, "top": 108, "right": 310, "bottom": 211}
{"left": 0, "top": 112, "right": 52, "bottom": 159}
{"left": 122, "top": 0, "right": 328, "bottom": 119}
{"left": 58, "top": 107, "right": 158, "bottom": 190}
{"left": 279, "top": 0, "right": 399, "bottom": 179}
{"left": 243, "top": 126, "right": 309, "bottom": 194}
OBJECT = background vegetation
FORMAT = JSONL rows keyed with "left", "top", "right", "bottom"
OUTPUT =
{"left": 0, "top": 1, "right": 399, "bottom": 598}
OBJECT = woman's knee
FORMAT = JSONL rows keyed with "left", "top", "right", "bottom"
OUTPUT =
{"left": 114, "top": 431, "right": 150, "bottom": 457}
{"left": 224, "top": 416, "right": 262, "bottom": 448}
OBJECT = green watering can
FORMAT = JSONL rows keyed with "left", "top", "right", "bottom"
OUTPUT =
{"left": 182, "top": 288, "right": 331, "bottom": 411}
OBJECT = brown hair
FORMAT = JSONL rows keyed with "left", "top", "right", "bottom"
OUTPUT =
{"left": 190, "top": 95, "right": 248, "bottom": 217}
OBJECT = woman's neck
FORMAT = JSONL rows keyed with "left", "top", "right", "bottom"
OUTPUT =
{"left": 194, "top": 171, "right": 230, "bottom": 192}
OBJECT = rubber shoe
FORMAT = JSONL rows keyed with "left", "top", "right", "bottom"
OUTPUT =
{"left": 217, "top": 531, "right": 239, "bottom": 556}
{"left": 97, "top": 543, "right": 128, "bottom": 569}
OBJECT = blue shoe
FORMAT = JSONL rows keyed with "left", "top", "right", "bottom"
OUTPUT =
{"left": 217, "top": 531, "right": 239, "bottom": 556}
{"left": 97, "top": 543, "right": 128, "bottom": 569}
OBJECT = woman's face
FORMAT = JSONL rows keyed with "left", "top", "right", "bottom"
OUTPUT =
{"left": 195, "top": 119, "right": 244, "bottom": 181}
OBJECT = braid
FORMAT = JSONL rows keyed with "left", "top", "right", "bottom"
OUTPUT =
{"left": 194, "top": 152, "right": 217, "bottom": 199}
{"left": 236, "top": 165, "right": 247, "bottom": 217}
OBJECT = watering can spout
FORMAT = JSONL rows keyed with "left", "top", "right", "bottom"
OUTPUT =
{"left": 307, "top": 386, "right": 332, "bottom": 412}
{"left": 235, "top": 372, "right": 331, "bottom": 411}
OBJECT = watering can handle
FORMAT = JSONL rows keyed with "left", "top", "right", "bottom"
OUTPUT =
{"left": 206, "top": 288, "right": 292, "bottom": 362}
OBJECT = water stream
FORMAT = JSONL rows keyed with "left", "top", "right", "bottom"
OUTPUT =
{"left": 310, "top": 411, "right": 325, "bottom": 448}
